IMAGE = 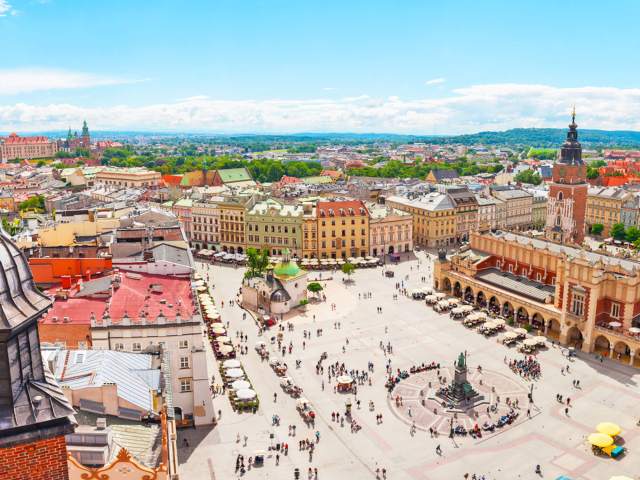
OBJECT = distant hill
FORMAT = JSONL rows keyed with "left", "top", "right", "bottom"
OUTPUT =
{"left": 6, "top": 127, "right": 640, "bottom": 148}
{"left": 429, "top": 128, "right": 640, "bottom": 148}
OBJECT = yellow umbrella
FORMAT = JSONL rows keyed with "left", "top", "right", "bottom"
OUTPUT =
{"left": 597, "top": 422, "right": 621, "bottom": 437}
{"left": 588, "top": 432, "right": 614, "bottom": 447}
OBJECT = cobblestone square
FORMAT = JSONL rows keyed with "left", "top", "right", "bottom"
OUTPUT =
{"left": 179, "top": 252, "right": 640, "bottom": 480}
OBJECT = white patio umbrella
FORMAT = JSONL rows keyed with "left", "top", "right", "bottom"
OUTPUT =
{"left": 609, "top": 321, "right": 623, "bottom": 328}
{"left": 337, "top": 375, "right": 353, "bottom": 385}
{"left": 514, "top": 328, "right": 528, "bottom": 335}
{"left": 236, "top": 389, "right": 257, "bottom": 401}
{"left": 231, "top": 379, "right": 251, "bottom": 390}
{"left": 225, "top": 368, "right": 245, "bottom": 379}
{"left": 223, "top": 359, "right": 241, "bottom": 369}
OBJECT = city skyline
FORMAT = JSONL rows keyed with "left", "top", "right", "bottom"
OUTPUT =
{"left": 2, "top": 0, "right": 640, "bottom": 133}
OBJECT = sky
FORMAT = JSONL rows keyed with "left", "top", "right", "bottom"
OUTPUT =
{"left": 1, "top": 0, "right": 640, "bottom": 134}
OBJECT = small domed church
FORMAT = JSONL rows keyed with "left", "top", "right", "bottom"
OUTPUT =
{"left": 242, "top": 249, "right": 308, "bottom": 316}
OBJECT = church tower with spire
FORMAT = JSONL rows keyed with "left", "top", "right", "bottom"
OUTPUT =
{"left": 80, "top": 120, "right": 90, "bottom": 149}
{"left": 544, "top": 109, "right": 588, "bottom": 245}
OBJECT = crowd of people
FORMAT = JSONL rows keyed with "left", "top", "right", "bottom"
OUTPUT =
{"left": 506, "top": 355, "right": 542, "bottom": 380}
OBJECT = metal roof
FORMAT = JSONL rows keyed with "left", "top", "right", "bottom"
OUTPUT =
{"left": 43, "top": 349, "right": 157, "bottom": 413}
{"left": 475, "top": 268, "right": 555, "bottom": 303}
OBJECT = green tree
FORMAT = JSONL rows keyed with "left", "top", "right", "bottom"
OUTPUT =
{"left": 245, "top": 247, "right": 270, "bottom": 279}
{"left": 625, "top": 226, "right": 640, "bottom": 243}
{"left": 513, "top": 169, "right": 542, "bottom": 185}
{"left": 341, "top": 262, "right": 355, "bottom": 279}
{"left": 586, "top": 167, "right": 600, "bottom": 179}
{"left": 74, "top": 148, "right": 91, "bottom": 158}
{"left": 307, "top": 282, "right": 323, "bottom": 297}
{"left": 590, "top": 224, "right": 604, "bottom": 235}
{"left": 19, "top": 195, "right": 45, "bottom": 213}
{"left": 611, "top": 223, "right": 626, "bottom": 241}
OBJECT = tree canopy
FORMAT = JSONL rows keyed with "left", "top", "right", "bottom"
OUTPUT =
{"left": 590, "top": 224, "right": 604, "bottom": 235}
{"left": 19, "top": 195, "right": 45, "bottom": 213}
{"left": 245, "top": 247, "right": 270, "bottom": 279}
{"left": 514, "top": 169, "right": 542, "bottom": 185}
{"left": 307, "top": 282, "right": 323, "bottom": 295}
{"left": 341, "top": 262, "right": 355, "bottom": 277}
{"left": 611, "top": 223, "right": 626, "bottom": 241}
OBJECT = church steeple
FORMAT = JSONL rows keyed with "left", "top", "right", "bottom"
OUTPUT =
{"left": 559, "top": 109, "right": 582, "bottom": 165}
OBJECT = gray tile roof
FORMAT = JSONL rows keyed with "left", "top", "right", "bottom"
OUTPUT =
{"left": 475, "top": 268, "right": 555, "bottom": 303}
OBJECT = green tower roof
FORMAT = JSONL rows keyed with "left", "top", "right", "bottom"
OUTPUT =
{"left": 273, "top": 260, "right": 302, "bottom": 278}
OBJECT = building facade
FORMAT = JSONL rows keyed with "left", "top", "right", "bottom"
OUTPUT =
{"left": 368, "top": 203, "right": 413, "bottom": 256}
{"left": 94, "top": 167, "right": 162, "bottom": 188}
{"left": 246, "top": 199, "right": 304, "bottom": 256}
{"left": 301, "top": 202, "right": 318, "bottom": 259}
{"left": 191, "top": 201, "right": 220, "bottom": 250}
{"left": 0, "top": 132, "right": 58, "bottom": 161}
{"left": 585, "top": 187, "right": 629, "bottom": 236}
{"left": 216, "top": 195, "right": 253, "bottom": 253}
{"left": 386, "top": 193, "right": 456, "bottom": 248}
{"left": 435, "top": 231, "right": 640, "bottom": 368}
{"left": 448, "top": 187, "right": 479, "bottom": 243}
{"left": 316, "top": 200, "right": 370, "bottom": 258}
{"left": 490, "top": 187, "right": 533, "bottom": 231}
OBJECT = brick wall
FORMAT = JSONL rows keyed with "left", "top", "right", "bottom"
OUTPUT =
{"left": 0, "top": 435, "right": 69, "bottom": 480}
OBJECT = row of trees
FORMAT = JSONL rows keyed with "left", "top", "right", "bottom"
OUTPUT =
{"left": 100, "top": 149, "right": 323, "bottom": 182}
{"left": 347, "top": 159, "right": 503, "bottom": 179}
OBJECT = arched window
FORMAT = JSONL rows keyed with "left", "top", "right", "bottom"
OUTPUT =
{"left": 557, "top": 191, "right": 564, "bottom": 201}
{"left": 555, "top": 216, "right": 561, "bottom": 227}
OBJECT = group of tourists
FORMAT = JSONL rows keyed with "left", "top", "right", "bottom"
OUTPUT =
{"left": 506, "top": 355, "right": 542, "bottom": 380}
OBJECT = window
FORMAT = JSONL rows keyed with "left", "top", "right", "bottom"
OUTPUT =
{"left": 180, "top": 378, "right": 192, "bottom": 393}
{"left": 180, "top": 356, "right": 190, "bottom": 369}
{"left": 132, "top": 342, "right": 141, "bottom": 352}
{"left": 536, "top": 272, "right": 542, "bottom": 282}
{"left": 179, "top": 340, "right": 189, "bottom": 349}
{"left": 571, "top": 292, "right": 585, "bottom": 317}
{"left": 611, "top": 303, "right": 620, "bottom": 318}
{"left": 508, "top": 264, "right": 513, "bottom": 273}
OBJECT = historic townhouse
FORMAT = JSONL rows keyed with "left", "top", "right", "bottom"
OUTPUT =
{"left": 316, "top": 200, "right": 370, "bottom": 258}
{"left": 246, "top": 198, "right": 303, "bottom": 256}
{"left": 386, "top": 193, "right": 456, "bottom": 248}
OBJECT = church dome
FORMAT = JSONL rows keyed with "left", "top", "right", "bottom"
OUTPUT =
{"left": 273, "top": 260, "right": 302, "bottom": 278}
{"left": 0, "top": 226, "right": 51, "bottom": 330}
{"left": 270, "top": 288, "right": 291, "bottom": 303}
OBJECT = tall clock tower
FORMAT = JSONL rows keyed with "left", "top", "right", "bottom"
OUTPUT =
{"left": 545, "top": 110, "right": 588, "bottom": 245}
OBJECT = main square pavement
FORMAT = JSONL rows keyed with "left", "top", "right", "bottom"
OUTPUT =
{"left": 178, "top": 252, "right": 640, "bottom": 480}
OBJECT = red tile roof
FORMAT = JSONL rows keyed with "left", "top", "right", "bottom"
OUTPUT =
{"left": 3, "top": 133, "right": 53, "bottom": 144}
{"left": 317, "top": 200, "right": 369, "bottom": 217}
{"left": 40, "top": 272, "right": 195, "bottom": 326}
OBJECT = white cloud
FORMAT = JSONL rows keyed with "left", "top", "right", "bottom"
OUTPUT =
{"left": 0, "top": 68, "right": 145, "bottom": 95}
{"left": 3, "top": 83, "right": 640, "bottom": 134}
{"left": 425, "top": 78, "right": 446, "bottom": 86}
{"left": 0, "top": 0, "right": 14, "bottom": 16}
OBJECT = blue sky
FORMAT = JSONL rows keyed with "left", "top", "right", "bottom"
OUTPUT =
{"left": 1, "top": 0, "right": 640, "bottom": 133}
